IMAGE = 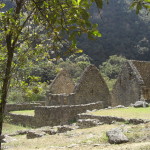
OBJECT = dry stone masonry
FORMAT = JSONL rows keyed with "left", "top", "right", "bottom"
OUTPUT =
{"left": 8, "top": 62, "right": 150, "bottom": 127}
{"left": 46, "top": 65, "right": 111, "bottom": 107}
{"left": 73, "top": 65, "right": 111, "bottom": 107}
{"left": 49, "top": 69, "right": 75, "bottom": 94}
{"left": 111, "top": 60, "right": 150, "bottom": 106}
{"left": 8, "top": 65, "right": 111, "bottom": 127}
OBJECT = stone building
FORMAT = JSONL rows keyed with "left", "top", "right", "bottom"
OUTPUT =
{"left": 73, "top": 65, "right": 111, "bottom": 107}
{"left": 9, "top": 65, "right": 111, "bottom": 127}
{"left": 49, "top": 69, "right": 75, "bottom": 94}
{"left": 46, "top": 65, "right": 111, "bottom": 107}
{"left": 111, "top": 60, "right": 150, "bottom": 106}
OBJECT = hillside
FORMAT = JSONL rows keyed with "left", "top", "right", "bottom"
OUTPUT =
{"left": 78, "top": 0, "right": 150, "bottom": 65}
{"left": 2, "top": 0, "right": 150, "bottom": 65}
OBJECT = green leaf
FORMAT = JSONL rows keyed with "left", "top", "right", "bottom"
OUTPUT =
{"left": 92, "top": 30, "right": 102, "bottom": 37}
{"left": 0, "top": 3, "right": 5, "bottom": 9}
{"left": 75, "top": 49, "right": 83, "bottom": 53}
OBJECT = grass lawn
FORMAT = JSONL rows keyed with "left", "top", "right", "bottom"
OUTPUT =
{"left": 10, "top": 110, "right": 35, "bottom": 116}
{"left": 90, "top": 107, "right": 150, "bottom": 120}
{"left": 2, "top": 123, "right": 31, "bottom": 134}
{"left": 2, "top": 123, "right": 150, "bottom": 150}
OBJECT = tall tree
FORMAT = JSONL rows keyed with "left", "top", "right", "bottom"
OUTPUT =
{"left": 0, "top": 0, "right": 104, "bottom": 148}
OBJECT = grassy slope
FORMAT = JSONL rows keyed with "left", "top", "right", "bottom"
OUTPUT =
{"left": 90, "top": 107, "right": 150, "bottom": 120}
{"left": 2, "top": 123, "right": 31, "bottom": 134}
{"left": 10, "top": 110, "right": 35, "bottom": 116}
{"left": 2, "top": 123, "right": 150, "bottom": 150}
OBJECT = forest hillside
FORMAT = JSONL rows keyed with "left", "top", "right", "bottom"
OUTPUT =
{"left": 78, "top": 0, "right": 150, "bottom": 65}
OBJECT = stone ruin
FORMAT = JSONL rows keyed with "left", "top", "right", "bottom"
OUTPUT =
{"left": 8, "top": 65, "right": 111, "bottom": 127}
{"left": 46, "top": 65, "right": 111, "bottom": 107}
{"left": 49, "top": 69, "right": 75, "bottom": 94}
{"left": 111, "top": 60, "right": 150, "bottom": 106}
{"left": 7, "top": 60, "right": 150, "bottom": 127}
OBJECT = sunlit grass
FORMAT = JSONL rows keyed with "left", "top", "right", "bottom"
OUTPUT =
{"left": 10, "top": 110, "right": 35, "bottom": 116}
{"left": 2, "top": 123, "right": 31, "bottom": 134}
{"left": 90, "top": 107, "right": 150, "bottom": 120}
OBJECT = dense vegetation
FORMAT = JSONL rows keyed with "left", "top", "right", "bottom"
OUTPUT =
{"left": 2, "top": 0, "right": 150, "bottom": 66}
{"left": 3, "top": 0, "right": 148, "bottom": 103}
{"left": 7, "top": 54, "right": 125, "bottom": 103}
{"left": 0, "top": 0, "right": 105, "bottom": 147}
{"left": 78, "top": 0, "right": 150, "bottom": 65}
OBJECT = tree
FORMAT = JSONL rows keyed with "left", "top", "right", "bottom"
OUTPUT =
{"left": 130, "top": 0, "right": 150, "bottom": 14}
{"left": 0, "top": 0, "right": 105, "bottom": 148}
{"left": 99, "top": 55, "right": 126, "bottom": 91}
{"left": 99, "top": 55, "right": 127, "bottom": 79}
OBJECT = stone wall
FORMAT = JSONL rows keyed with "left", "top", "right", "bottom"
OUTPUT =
{"left": 46, "top": 65, "right": 111, "bottom": 107}
{"left": 49, "top": 70, "right": 75, "bottom": 94}
{"left": 9, "top": 101, "right": 103, "bottom": 127}
{"left": 132, "top": 60, "right": 150, "bottom": 88}
{"left": 111, "top": 60, "right": 150, "bottom": 106}
{"left": 9, "top": 113, "right": 36, "bottom": 127}
{"left": 111, "top": 61, "right": 142, "bottom": 106}
{"left": 35, "top": 101, "right": 104, "bottom": 127}
{"left": 73, "top": 65, "right": 111, "bottom": 107}
{"left": 46, "top": 93, "right": 76, "bottom": 106}
{"left": 142, "top": 86, "right": 150, "bottom": 102}
{"left": 5, "top": 103, "right": 42, "bottom": 113}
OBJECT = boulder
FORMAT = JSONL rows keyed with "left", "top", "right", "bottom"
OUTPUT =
{"left": 77, "top": 119, "right": 103, "bottom": 129}
{"left": 133, "top": 101, "right": 149, "bottom": 108}
{"left": 26, "top": 130, "right": 46, "bottom": 139}
{"left": 106, "top": 128, "right": 129, "bottom": 144}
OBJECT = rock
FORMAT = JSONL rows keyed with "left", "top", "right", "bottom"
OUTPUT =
{"left": 128, "top": 119, "right": 145, "bottom": 125}
{"left": 67, "top": 144, "right": 79, "bottom": 148}
{"left": 57, "top": 125, "right": 73, "bottom": 133}
{"left": 1, "top": 135, "right": 16, "bottom": 143}
{"left": 43, "top": 129, "right": 57, "bottom": 135}
{"left": 77, "top": 119, "right": 103, "bottom": 129}
{"left": 16, "top": 129, "right": 29, "bottom": 135}
{"left": 115, "top": 105, "right": 125, "bottom": 108}
{"left": 37, "top": 126, "right": 57, "bottom": 135}
{"left": 26, "top": 130, "right": 46, "bottom": 139}
{"left": 106, "top": 128, "right": 129, "bottom": 144}
{"left": 130, "top": 103, "right": 134, "bottom": 107}
{"left": 133, "top": 101, "right": 149, "bottom": 108}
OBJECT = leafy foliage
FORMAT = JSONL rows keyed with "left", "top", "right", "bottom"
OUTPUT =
{"left": 99, "top": 55, "right": 127, "bottom": 79}
{"left": 99, "top": 55, "right": 127, "bottom": 91}
{"left": 0, "top": 0, "right": 106, "bottom": 144}
{"left": 7, "top": 54, "right": 91, "bottom": 103}
{"left": 130, "top": 0, "right": 150, "bottom": 14}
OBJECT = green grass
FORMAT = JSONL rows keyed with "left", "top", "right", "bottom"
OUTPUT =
{"left": 2, "top": 123, "right": 31, "bottom": 134}
{"left": 90, "top": 107, "right": 150, "bottom": 120}
{"left": 10, "top": 110, "right": 35, "bottom": 116}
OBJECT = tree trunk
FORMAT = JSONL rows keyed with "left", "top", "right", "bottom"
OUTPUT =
{"left": 0, "top": 35, "right": 14, "bottom": 149}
